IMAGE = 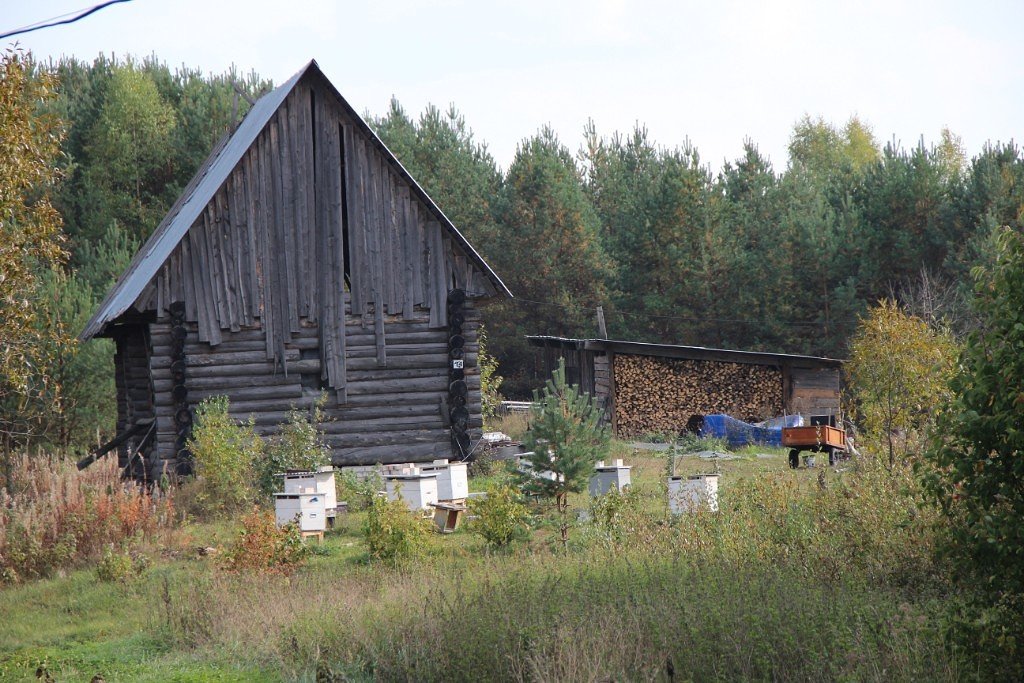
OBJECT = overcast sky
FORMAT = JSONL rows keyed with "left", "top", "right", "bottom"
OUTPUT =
{"left": 4, "top": 0, "right": 1022, "bottom": 174}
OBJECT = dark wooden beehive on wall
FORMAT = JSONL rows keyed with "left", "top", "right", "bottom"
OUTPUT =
{"left": 81, "top": 61, "right": 510, "bottom": 480}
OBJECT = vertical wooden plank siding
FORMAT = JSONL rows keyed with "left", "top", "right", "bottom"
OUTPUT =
{"left": 129, "top": 70, "right": 496, "bottom": 409}
{"left": 325, "top": 107, "right": 347, "bottom": 397}
{"left": 343, "top": 124, "right": 363, "bottom": 316}
{"left": 243, "top": 150, "right": 262, "bottom": 322}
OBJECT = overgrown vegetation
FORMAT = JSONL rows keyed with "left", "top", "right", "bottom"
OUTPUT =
{"left": 921, "top": 227, "right": 1024, "bottom": 676}
{"left": 0, "top": 453, "right": 171, "bottom": 584}
{"left": 846, "top": 299, "right": 958, "bottom": 467}
{"left": 255, "top": 398, "right": 330, "bottom": 499}
{"left": 478, "top": 325, "right": 504, "bottom": 418}
{"left": 219, "top": 508, "right": 308, "bottom": 574}
{"left": 95, "top": 545, "right": 150, "bottom": 584}
{"left": 70, "top": 454, "right": 964, "bottom": 682}
{"left": 363, "top": 491, "right": 431, "bottom": 566}
{"left": 184, "top": 396, "right": 263, "bottom": 517}
{"left": 468, "top": 485, "right": 530, "bottom": 549}
{"left": 336, "top": 468, "right": 383, "bottom": 512}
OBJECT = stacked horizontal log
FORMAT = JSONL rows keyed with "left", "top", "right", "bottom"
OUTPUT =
{"left": 150, "top": 306, "right": 482, "bottom": 467}
{"left": 613, "top": 354, "right": 782, "bottom": 437}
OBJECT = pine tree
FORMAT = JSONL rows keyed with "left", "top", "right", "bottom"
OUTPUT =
{"left": 492, "top": 128, "right": 612, "bottom": 395}
{"left": 518, "top": 359, "right": 610, "bottom": 548}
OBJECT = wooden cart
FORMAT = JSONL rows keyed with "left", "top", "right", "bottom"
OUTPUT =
{"left": 781, "top": 425, "right": 846, "bottom": 468}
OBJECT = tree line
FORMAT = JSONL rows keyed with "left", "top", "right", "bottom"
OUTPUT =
{"left": 3, "top": 51, "right": 1023, "bottom": 451}
{"left": 375, "top": 102, "right": 1023, "bottom": 395}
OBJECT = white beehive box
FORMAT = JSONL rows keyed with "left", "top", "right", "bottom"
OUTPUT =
{"left": 385, "top": 473, "right": 439, "bottom": 511}
{"left": 517, "top": 454, "right": 563, "bottom": 484}
{"left": 419, "top": 460, "right": 469, "bottom": 501}
{"left": 667, "top": 474, "right": 719, "bottom": 514}
{"left": 589, "top": 459, "right": 632, "bottom": 497}
{"left": 274, "top": 492, "right": 327, "bottom": 532}
{"left": 279, "top": 467, "right": 337, "bottom": 516}
{"left": 381, "top": 462, "right": 417, "bottom": 476}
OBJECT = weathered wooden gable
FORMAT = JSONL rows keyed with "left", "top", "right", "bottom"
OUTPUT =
{"left": 131, "top": 67, "right": 498, "bottom": 397}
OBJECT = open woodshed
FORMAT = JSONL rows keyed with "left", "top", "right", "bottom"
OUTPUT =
{"left": 528, "top": 337, "right": 843, "bottom": 438}
{"left": 80, "top": 60, "right": 510, "bottom": 480}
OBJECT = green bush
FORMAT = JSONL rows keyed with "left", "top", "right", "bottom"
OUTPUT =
{"left": 186, "top": 396, "right": 263, "bottom": 517}
{"left": 922, "top": 228, "right": 1024, "bottom": 679}
{"left": 256, "top": 399, "right": 330, "bottom": 499}
{"left": 468, "top": 485, "right": 530, "bottom": 549}
{"left": 671, "top": 431, "right": 728, "bottom": 455}
{"left": 95, "top": 545, "right": 149, "bottom": 583}
{"left": 847, "top": 299, "right": 957, "bottom": 467}
{"left": 364, "top": 493, "right": 430, "bottom": 565}
{"left": 336, "top": 469, "right": 383, "bottom": 512}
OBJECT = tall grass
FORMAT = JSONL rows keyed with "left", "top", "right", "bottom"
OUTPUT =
{"left": 156, "top": 460, "right": 965, "bottom": 681}
{"left": 0, "top": 452, "right": 173, "bottom": 583}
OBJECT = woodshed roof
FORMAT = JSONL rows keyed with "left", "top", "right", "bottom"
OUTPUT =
{"left": 527, "top": 336, "right": 844, "bottom": 368}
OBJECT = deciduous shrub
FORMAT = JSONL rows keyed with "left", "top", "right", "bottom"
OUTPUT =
{"left": 219, "top": 508, "right": 307, "bottom": 574}
{"left": 364, "top": 493, "right": 430, "bottom": 565}
{"left": 95, "top": 544, "right": 150, "bottom": 583}
{"left": 186, "top": 396, "right": 263, "bottom": 517}
{"left": 846, "top": 299, "right": 957, "bottom": 468}
{"left": 256, "top": 399, "right": 330, "bottom": 499}
{"left": 478, "top": 325, "right": 504, "bottom": 419}
{"left": 468, "top": 485, "right": 529, "bottom": 549}
{"left": 336, "top": 468, "right": 383, "bottom": 512}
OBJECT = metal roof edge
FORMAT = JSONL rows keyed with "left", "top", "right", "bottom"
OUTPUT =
{"left": 79, "top": 62, "right": 315, "bottom": 341}
{"left": 525, "top": 335, "right": 844, "bottom": 365}
{"left": 305, "top": 63, "right": 512, "bottom": 299}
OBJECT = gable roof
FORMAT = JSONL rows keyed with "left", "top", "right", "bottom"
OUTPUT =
{"left": 81, "top": 60, "right": 509, "bottom": 340}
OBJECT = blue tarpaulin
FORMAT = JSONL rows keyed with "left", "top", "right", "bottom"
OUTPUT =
{"left": 698, "top": 414, "right": 803, "bottom": 448}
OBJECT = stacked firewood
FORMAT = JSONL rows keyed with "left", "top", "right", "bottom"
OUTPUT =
{"left": 613, "top": 355, "right": 782, "bottom": 437}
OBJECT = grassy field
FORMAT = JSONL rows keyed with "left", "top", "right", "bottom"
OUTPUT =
{"left": 0, "top": 441, "right": 968, "bottom": 682}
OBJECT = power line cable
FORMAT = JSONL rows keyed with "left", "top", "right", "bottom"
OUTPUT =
{"left": 0, "top": 0, "right": 132, "bottom": 41}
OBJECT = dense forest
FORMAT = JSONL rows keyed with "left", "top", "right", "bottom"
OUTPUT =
{"left": 4, "top": 53, "right": 1023, "bottom": 449}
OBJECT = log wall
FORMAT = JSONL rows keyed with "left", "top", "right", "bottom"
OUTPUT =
{"left": 612, "top": 354, "right": 783, "bottom": 437}
{"left": 147, "top": 302, "right": 482, "bottom": 469}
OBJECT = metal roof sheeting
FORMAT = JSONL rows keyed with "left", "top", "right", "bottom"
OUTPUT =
{"left": 526, "top": 336, "right": 844, "bottom": 366}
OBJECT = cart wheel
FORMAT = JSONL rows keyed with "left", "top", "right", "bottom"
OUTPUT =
{"left": 827, "top": 447, "right": 837, "bottom": 467}
{"left": 789, "top": 449, "right": 800, "bottom": 469}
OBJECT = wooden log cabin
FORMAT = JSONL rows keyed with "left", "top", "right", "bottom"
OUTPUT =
{"left": 80, "top": 61, "right": 510, "bottom": 480}
{"left": 528, "top": 337, "right": 843, "bottom": 438}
